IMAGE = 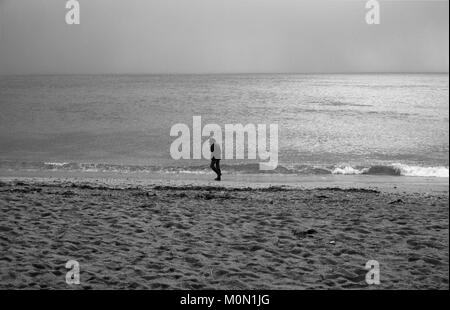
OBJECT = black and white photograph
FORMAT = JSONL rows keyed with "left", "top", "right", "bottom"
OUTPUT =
{"left": 0, "top": 0, "right": 448, "bottom": 294}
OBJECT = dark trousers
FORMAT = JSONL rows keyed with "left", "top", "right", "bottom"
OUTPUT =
{"left": 210, "top": 158, "right": 221, "bottom": 177}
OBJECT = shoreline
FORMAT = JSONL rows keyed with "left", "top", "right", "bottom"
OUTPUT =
{"left": 0, "top": 170, "right": 448, "bottom": 194}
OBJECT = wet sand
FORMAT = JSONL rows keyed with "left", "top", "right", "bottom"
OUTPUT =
{"left": 0, "top": 177, "right": 448, "bottom": 289}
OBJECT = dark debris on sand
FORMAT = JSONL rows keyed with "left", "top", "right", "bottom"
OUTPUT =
{"left": 0, "top": 179, "right": 448, "bottom": 290}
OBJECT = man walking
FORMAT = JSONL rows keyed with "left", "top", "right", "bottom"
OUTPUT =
{"left": 209, "top": 138, "right": 222, "bottom": 181}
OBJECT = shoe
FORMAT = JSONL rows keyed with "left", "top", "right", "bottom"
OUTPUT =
{"left": 214, "top": 176, "right": 221, "bottom": 181}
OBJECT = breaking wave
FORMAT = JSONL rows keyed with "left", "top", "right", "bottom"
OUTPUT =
{"left": 0, "top": 161, "right": 448, "bottom": 178}
{"left": 331, "top": 164, "right": 449, "bottom": 178}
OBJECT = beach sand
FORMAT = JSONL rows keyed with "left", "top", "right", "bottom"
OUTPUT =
{"left": 0, "top": 176, "right": 448, "bottom": 290}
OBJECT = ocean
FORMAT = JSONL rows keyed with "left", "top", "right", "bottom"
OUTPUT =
{"left": 0, "top": 74, "right": 448, "bottom": 178}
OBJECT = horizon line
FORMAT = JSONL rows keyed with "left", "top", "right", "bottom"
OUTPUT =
{"left": 0, "top": 71, "right": 449, "bottom": 76}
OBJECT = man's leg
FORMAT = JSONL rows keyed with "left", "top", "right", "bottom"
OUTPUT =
{"left": 210, "top": 159, "right": 220, "bottom": 176}
{"left": 215, "top": 160, "right": 221, "bottom": 177}
{"left": 210, "top": 160, "right": 217, "bottom": 174}
{"left": 214, "top": 160, "right": 221, "bottom": 180}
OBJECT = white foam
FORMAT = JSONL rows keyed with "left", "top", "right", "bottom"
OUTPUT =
{"left": 44, "top": 162, "right": 69, "bottom": 166}
{"left": 331, "top": 166, "right": 365, "bottom": 175}
{"left": 392, "top": 163, "right": 449, "bottom": 178}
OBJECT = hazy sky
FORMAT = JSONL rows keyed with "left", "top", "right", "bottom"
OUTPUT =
{"left": 0, "top": 0, "right": 448, "bottom": 74}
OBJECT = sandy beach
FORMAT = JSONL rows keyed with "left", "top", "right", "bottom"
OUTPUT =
{"left": 0, "top": 176, "right": 448, "bottom": 290}
{"left": 0, "top": 0, "right": 449, "bottom": 293}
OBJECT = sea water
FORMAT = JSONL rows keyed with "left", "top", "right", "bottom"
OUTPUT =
{"left": 0, "top": 74, "right": 448, "bottom": 178}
